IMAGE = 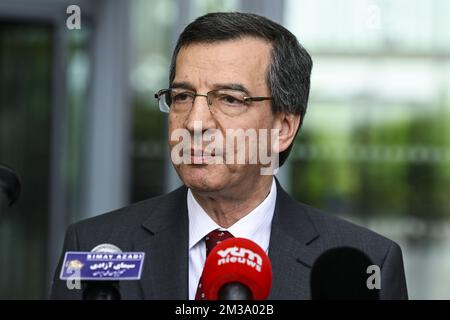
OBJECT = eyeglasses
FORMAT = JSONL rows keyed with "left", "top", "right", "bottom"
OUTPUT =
{"left": 154, "top": 88, "right": 273, "bottom": 117}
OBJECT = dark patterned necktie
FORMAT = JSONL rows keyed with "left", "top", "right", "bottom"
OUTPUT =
{"left": 195, "top": 229, "right": 234, "bottom": 300}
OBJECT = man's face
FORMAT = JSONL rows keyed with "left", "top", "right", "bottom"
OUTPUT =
{"left": 168, "top": 37, "right": 276, "bottom": 193}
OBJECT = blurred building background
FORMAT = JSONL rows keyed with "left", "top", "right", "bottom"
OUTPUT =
{"left": 0, "top": 0, "right": 449, "bottom": 299}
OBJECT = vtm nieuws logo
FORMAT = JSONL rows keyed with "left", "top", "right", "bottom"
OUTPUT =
{"left": 216, "top": 247, "right": 263, "bottom": 272}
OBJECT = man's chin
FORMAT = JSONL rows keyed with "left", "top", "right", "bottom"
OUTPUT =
{"left": 176, "top": 164, "right": 227, "bottom": 192}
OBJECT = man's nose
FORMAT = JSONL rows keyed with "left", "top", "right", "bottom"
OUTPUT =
{"left": 183, "top": 94, "right": 216, "bottom": 133}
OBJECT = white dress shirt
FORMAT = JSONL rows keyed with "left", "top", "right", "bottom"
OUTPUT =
{"left": 187, "top": 178, "right": 277, "bottom": 300}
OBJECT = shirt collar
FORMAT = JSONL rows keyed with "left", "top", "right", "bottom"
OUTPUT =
{"left": 187, "top": 178, "right": 277, "bottom": 251}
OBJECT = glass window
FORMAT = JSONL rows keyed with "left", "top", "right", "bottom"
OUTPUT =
{"left": 0, "top": 17, "right": 91, "bottom": 299}
{"left": 286, "top": 0, "right": 450, "bottom": 299}
{"left": 0, "top": 22, "right": 52, "bottom": 299}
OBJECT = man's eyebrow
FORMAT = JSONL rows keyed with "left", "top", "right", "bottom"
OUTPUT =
{"left": 170, "top": 82, "right": 251, "bottom": 95}
{"left": 212, "top": 83, "right": 250, "bottom": 95}
{"left": 170, "top": 82, "right": 196, "bottom": 91}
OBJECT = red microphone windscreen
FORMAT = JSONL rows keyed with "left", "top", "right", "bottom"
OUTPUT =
{"left": 202, "top": 237, "right": 272, "bottom": 300}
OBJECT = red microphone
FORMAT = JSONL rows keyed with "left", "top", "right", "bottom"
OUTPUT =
{"left": 202, "top": 238, "right": 272, "bottom": 300}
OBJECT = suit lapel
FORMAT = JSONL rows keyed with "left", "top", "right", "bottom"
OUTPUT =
{"left": 131, "top": 180, "right": 320, "bottom": 300}
{"left": 268, "top": 180, "right": 320, "bottom": 299}
{"left": 135, "top": 186, "right": 189, "bottom": 300}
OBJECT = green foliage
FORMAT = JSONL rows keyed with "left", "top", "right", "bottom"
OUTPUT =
{"left": 292, "top": 103, "right": 450, "bottom": 220}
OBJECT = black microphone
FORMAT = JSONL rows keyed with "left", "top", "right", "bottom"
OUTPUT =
{"left": 82, "top": 244, "right": 122, "bottom": 300}
{"left": 310, "top": 247, "right": 380, "bottom": 300}
{"left": 0, "top": 164, "right": 21, "bottom": 216}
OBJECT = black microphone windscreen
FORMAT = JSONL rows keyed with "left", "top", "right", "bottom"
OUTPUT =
{"left": 0, "top": 164, "right": 21, "bottom": 206}
{"left": 311, "top": 247, "right": 379, "bottom": 300}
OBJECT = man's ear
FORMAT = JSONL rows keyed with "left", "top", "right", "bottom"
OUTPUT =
{"left": 274, "top": 113, "right": 301, "bottom": 153}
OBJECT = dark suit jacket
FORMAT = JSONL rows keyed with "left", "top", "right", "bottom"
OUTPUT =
{"left": 50, "top": 180, "right": 408, "bottom": 299}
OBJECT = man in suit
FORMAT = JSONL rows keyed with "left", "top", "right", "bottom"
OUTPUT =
{"left": 50, "top": 12, "right": 408, "bottom": 300}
